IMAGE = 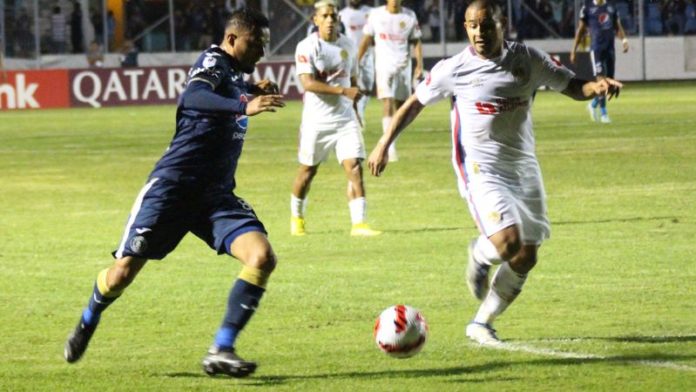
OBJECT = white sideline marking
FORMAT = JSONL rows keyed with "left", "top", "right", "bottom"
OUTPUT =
{"left": 477, "top": 342, "right": 696, "bottom": 372}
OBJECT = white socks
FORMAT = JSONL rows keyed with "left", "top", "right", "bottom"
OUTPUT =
{"left": 290, "top": 194, "right": 307, "bottom": 218}
{"left": 473, "top": 262, "right": 528, "bottom": 325}
{"left": 473, "top": 235, "right": 503, "bottom": 266}
{"left": 348, "top": 197, "right": 367, "bottom": 224}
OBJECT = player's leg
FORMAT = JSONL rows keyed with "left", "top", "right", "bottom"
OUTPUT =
{"left": 599, "top": 49, "right": 615, "bottom": 123}
{"left": 336, "top": 122, "right": 381, "bottom": 236}
{"left": 291, "top": 124, "right": 329, "bottom": 235}
{"left": 203, "top": 230, "right": 276, "bottom": 378}
{"left": 461, "top": 161, "right": 546, "bottom": 344}
{"left": 341, "top": 158, "right": 382, "bottom": 236}
{"left": 376, "top": 68, "right": 399, "bottom": 161}
{"left": 587, "top": 50, "right": 600, "bottom": 122}
{"left": 291, "top": 164, "right": 318, "bottom": 235}
{"left": 64, "top": 177, "right": 186, "bottom": 363}
{"left": 467, "top": 226, "right": 537, "bottom": 345}
{"left": 64, "top": 256, "right": 147, "bottom": 363}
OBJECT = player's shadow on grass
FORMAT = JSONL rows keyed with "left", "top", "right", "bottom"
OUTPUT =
{"left": 554, "top": 215, "right": 679, "bottom": 226}
{"left": 163, "top": 363, "right": 523, "bottom": 385}
{"left": 161, "top": 349, "right": 695, "bottom": 385}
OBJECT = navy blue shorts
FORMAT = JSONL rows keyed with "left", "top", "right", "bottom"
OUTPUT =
{"left": 590, "top": 46, "right": 615, "bottom": 78}
{"left": 113, "top": 178, "right": 266, "bottom": 260}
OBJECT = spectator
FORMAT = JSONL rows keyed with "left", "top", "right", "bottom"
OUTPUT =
{"left": 87, "top": 40, "right": 104, "bottom": 67}
{"left": 453, "top": 0, "right": 467, "bottom": 41}
{"left": 91, "top": 7, "right": 104, "bottom": 46}
{"left": 51, "top": 6, "right": 68, "bottom": 54}
{"left": 71, "top": 1, "right": 84, "bottom": 53}
{"left": 120, "top": 40, "right": 139, "bottom": 67}
{"left": 107, "top": 10, "right": 116, "bottom": 50}
{"left": 15, "top": 7, "right": 34, "bottom": 57}
{"left": 174, "top": 9, "right": 190, "bottom": 51}
{"left": 664, "top": 0, "right": 687, "bottom": 35}
{"left": 428, "top": 5, "right": 441, "bottom": 42}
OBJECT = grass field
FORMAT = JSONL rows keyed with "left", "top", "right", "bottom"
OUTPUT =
{"left": 1, "top": 81, "right": 695, "bottom": 391}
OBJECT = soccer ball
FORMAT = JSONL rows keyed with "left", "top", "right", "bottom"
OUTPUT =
{"left": 373, "top": 304, "right": 428, "bottom": 358}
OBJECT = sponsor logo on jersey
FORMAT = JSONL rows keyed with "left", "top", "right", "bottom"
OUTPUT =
{"left": 598, "top": 12, "right": 609, "bottom": 24}
{"left": 475, "top": 97, "right": 529, "bottom": 115}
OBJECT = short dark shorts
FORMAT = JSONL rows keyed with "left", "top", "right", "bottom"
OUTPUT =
{"left": 113, "top": 178, "right": 266, "bottom": 260}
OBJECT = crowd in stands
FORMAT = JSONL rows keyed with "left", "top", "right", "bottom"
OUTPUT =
{"left": 2, "top": 0, "right": 696, "bottom": 60}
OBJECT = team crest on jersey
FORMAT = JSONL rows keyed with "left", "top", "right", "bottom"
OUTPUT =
{"left": 340, "top": 49, "right": 348, "bottom": 61}
{"left": 598, "top": 12, "right": 609, "bottom": 24}
{"left": 203, "top": 53, "right": 218, "bottom": 68}
{"left": 130, "top": 235, "right": 148, "bottom": 254}
{"left": 399, "top": 21, "right": 406, "bottom": 30}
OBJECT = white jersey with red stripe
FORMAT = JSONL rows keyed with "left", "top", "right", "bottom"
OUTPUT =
{"left": 363, "top": 5, "right": 422, "bottom": 74}
{"left": 415, "top": 41, "right": 574, "bottom": 177}
{"left": 295, "top": 33, "right": 358, "bottom": 127}
{"left": 340, "top": 5, "right": 372, "bottom": 50}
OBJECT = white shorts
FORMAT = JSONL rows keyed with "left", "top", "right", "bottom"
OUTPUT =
{"left": 298, "top": 120, "right": 365, "bottom": 166}
{"left": 456, "top": 159, "right": 550, "bottom": 245}
{"left": 375, "top": 65, "right": 411, "bottom": 101}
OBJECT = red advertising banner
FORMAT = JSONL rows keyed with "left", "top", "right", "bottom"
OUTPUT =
{"left": 0, "top": 70, "right": 70, "bottom": 109}
{"left": 0, "top": 61, "right": 303, "bottom": 111}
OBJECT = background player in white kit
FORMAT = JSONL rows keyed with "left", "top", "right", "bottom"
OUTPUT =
{"left": 340, "top": 0, "right": 374, "bottom": 128}
{"left": 368, "top": 0, "right": 622, "bottom": 344}
{"left": 358, "top": 0, "right": 423, "bottom": 162}
{"left": 291, "top": 0, "right": 381, "bottom": 237}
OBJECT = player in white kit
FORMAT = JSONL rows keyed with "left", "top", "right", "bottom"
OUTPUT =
{"left": 339, "top": 0, "right": 374, "bottom": 127}
{"left": 291, "top": 0, "right": 381, "bottom": 237}
{"left": 358, "top": 0, "right": 423, "bottom": 162}
{"left": 368, "top": 0, "right": 622, "bottom": 344}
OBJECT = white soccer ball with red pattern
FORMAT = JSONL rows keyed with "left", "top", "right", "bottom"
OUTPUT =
{"left": 373, "top": 304, "right": 428, "bottom": 358}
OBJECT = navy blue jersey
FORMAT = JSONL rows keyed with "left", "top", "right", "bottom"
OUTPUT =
{"left": 150, "top": 45, "right": 252, "bottom": 191}
{"left": 580, "top": 2, "right": 620, "bottom": 51}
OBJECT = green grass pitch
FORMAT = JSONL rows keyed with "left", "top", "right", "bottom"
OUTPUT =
{"left": 1, "top": 81, "right": 695, "bottom": 391}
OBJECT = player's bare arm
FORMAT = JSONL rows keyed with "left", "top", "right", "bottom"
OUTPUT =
{"left": 562, "top": 77, "right": 623, "bottom": 101}
{"left": 616, "top": 19, "right": 629, "bottom": 53}
{"left": 357, "top": 34, "right": 374, "bottom": 62}
{"left": 570, "top": 21, "right": 587, "bottom": 64}
{"left": 299, "top": 73, "right": 362, "bottom": 101}
{"left": 368, "top": 94, "right": 424, "bottom": 176}
{"left": 412, "top": 39, "right": 424, "bottom": 82}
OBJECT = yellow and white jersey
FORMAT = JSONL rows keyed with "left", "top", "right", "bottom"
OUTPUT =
{"left": 295, "top": 33, "right": 358, "bottom": 127}
{"left": 363, "top": 6, "right": 422, "bottom": 73}
{"left": 415, "top": 41, "right": 574, "bottom": 175}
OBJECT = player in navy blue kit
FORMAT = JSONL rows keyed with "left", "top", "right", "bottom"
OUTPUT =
{"left": 570, "top": 0, "right": 628, "bottom": 123}
{"left": 63, "top": 9, "right": 284, "bottom": 378}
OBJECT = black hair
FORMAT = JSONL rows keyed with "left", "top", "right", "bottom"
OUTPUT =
{"left": 225, "top": 8, "right": 270, "bottom": 33}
